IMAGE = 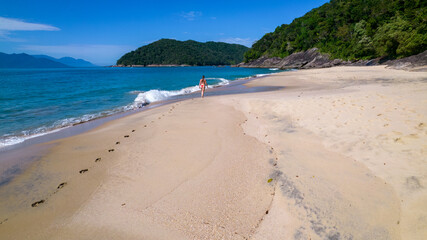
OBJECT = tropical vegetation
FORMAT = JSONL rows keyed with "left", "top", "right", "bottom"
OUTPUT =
{"left": 117, "top": 39, "right": 248, "bottom": 66}
{"left": 244, "top": 0, "right": 427, "bottom": 62}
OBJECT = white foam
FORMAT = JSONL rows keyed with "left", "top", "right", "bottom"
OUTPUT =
{"left": 206, "top": 77, "right": 229, "bottom": 86}
{"left": 0, "top": 105, "right": 135, "bottom": 149}
{"left": 269, "top": 68, "right": 279, "bottom": 70}
{"left": 0, "top": 127, "right": 66, "bottom": 148}
{"left": 128, "top": 90, "right": 145, "bottom": 94}
{"left": 133, "top": 85, "right": 200, "bottom": 107}
{"left": 255, "top": 74, "right": 270, "bottom": 77}
{"left": 132, "top": 77, "right": 232, "bottom": 106}
{"left": 0, "top": 74, "right": 273, "bottom": 149}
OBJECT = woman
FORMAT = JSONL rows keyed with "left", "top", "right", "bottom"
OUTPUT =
{"left": 199, "top": 75, "right": 208, "bottom": 98}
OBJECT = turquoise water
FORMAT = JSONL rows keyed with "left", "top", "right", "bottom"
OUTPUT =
{"left": 0, "top": 66, "right": 279, "bottom": 147}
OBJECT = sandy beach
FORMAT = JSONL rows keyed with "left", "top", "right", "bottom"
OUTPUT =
{"left": 0, "top": 66, "right": 426, "bottom": 239}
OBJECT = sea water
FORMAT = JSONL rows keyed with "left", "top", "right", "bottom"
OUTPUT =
{"left": 0, "top": 66, "right": 279, "bottom": 148}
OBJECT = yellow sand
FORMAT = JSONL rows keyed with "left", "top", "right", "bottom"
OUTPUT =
{"left": 0, "top": 66, "right": 426, "bottom": 239}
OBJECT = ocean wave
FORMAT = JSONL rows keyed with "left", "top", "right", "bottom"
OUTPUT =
{"left": 133, "top": 86, "right": 198, "bottom": 107}
{"left": 269, "top": 68, "right": 279, "bottom": 70}
{"left": 206, "top": 77, "right": 230, "bottom": 86}
{"left": 0, "top": 74, "right": 271, "bottom": 148}
{"left": 0, "top": 105, "right": 134, "bottom": 148}
{"left": 128, "top": 90, "right": 145, "bottom": 94}
{"left": 0, "top": 127, "right": 66, "bottom": 148}
{"left": 255, "top": 74, "right": 270, "bottom": 77}
{"left": 132, "top": 77, "right": 231, "bottom": 107}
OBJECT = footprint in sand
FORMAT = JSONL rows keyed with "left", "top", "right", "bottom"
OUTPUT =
{"left": 108, "top": 149, "right": 115, "bottom": 152}
{"left": 406, "top": 176, "right": 423, "bottom": 190}
{"left": 116, "top": 141, "right": 120, "bottom": 145}
{"left": 79, "top": 169, "right": 88, "bottom": 174}
{"left": 31, "top": 200, "right": 45, "bottom": 207}
{"left": 132, "top": 130, "right": 135, "bottom": 132}
{"left": 57, "top": 182, "right": 67, "bottom": 189}
{"left": 124, "top": 135, "right": 129, "bottom": 138}
{"left": 95, "top": 157, "right": 101, "bottom": 162}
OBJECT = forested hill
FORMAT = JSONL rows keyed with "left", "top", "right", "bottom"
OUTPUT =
{"left": 244, "top": 0, "right": 427, "bottom": 62}
{"left": 117, "top": 39, "right": 249, "bottom": 66}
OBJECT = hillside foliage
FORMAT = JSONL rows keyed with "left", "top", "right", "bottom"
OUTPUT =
{"left": 117, "top": 39, "right": 248, "bottom": 66}
{"left": 244, "top": 0, "right": 427, "bottom": 62}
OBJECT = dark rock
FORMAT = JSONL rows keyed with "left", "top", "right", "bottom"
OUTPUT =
{"left": 237, "top": 49, "right": 427, "bottom": 71}
{"left": 237, "top": 48, "right": 346, "bottom": 69}
{"left": 385, "top": 50, "right": 427, "bottom": 71}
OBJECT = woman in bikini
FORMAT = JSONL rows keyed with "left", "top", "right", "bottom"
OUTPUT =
{"left": 199, "top": 75, "right": 208, "bottom": 98}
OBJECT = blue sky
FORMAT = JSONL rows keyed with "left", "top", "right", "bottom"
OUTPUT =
{"left": 0, "top": 0, "right": 329, "bottom": 65}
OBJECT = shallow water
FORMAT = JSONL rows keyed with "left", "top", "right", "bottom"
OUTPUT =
{"left": 0, "top": 66, "right": 279, "bottom": 148}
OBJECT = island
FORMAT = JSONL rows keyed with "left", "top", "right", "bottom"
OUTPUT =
{"left": 115, "top": 39, "right": 249, "bottom": 66}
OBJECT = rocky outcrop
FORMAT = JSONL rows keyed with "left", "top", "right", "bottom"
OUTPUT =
{"left": 236, "top": 48, "right": 350, "bottom": 69}
{"left": 237, "top": 48, "right": 426, "bottom": 70}
{"left": 384, "top": 50, "right": 427, "bottom": 71}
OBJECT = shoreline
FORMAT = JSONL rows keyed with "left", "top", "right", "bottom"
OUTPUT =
{"left": 0, "top": 70, "right": 279, "bottom": 152}
{"left": 110, "top": 64, "right": 230, "bottom": 67}
{"left": 0, "top": 72, "right": 281, "bottom": 188}
{"left": 0, "top": 65, "right": 426, "bottom": 239}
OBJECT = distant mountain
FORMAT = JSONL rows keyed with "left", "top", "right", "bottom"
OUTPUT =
{"left": 116, "top": 39, "right": 249, "bottom": 66}
{"left": 32, "top": 55, "right": 97, "bottom": 67}
{"left": 0, "top": 52, "right": 70, "bottom": 68}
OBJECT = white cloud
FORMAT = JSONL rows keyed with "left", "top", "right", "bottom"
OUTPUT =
{"left": 219, "top": 37, "right": 254, "bottom": 47}
{"left": 0, "top": 16, "right": 60, "bottom": 31}
{"left": 0, "top": 16, "right": 60, "bottom": 42}
{"left": 0, "top": 31, "right": 25, "bottom": 42}
{"left": 19, "top": 44, "right": 135, "bottom": 66}
{"left": 180, "top": 11, "right": 202, "bottom": 21}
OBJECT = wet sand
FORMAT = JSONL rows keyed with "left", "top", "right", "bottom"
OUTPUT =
{"left": 0, "top": 66, "right": 426, "bottom": 239}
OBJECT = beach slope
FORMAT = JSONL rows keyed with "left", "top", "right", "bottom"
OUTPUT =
{"left": 0, "top": 66, "right": 426, "bottom": 239}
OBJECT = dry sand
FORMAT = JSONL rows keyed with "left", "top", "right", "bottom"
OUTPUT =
{"left": 0, "top": 66, "right": 426, "bottom": 239}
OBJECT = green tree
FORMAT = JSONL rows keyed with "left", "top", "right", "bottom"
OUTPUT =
{"left": 244, "top": 0, "right": 427, "bottom": 62}
{"left": 117, "top": 39, "right": 249, "bottom": 66}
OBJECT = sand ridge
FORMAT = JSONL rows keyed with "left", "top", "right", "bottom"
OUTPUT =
{"left": 228, "top": 66, "right": 427, "bottom": 239}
